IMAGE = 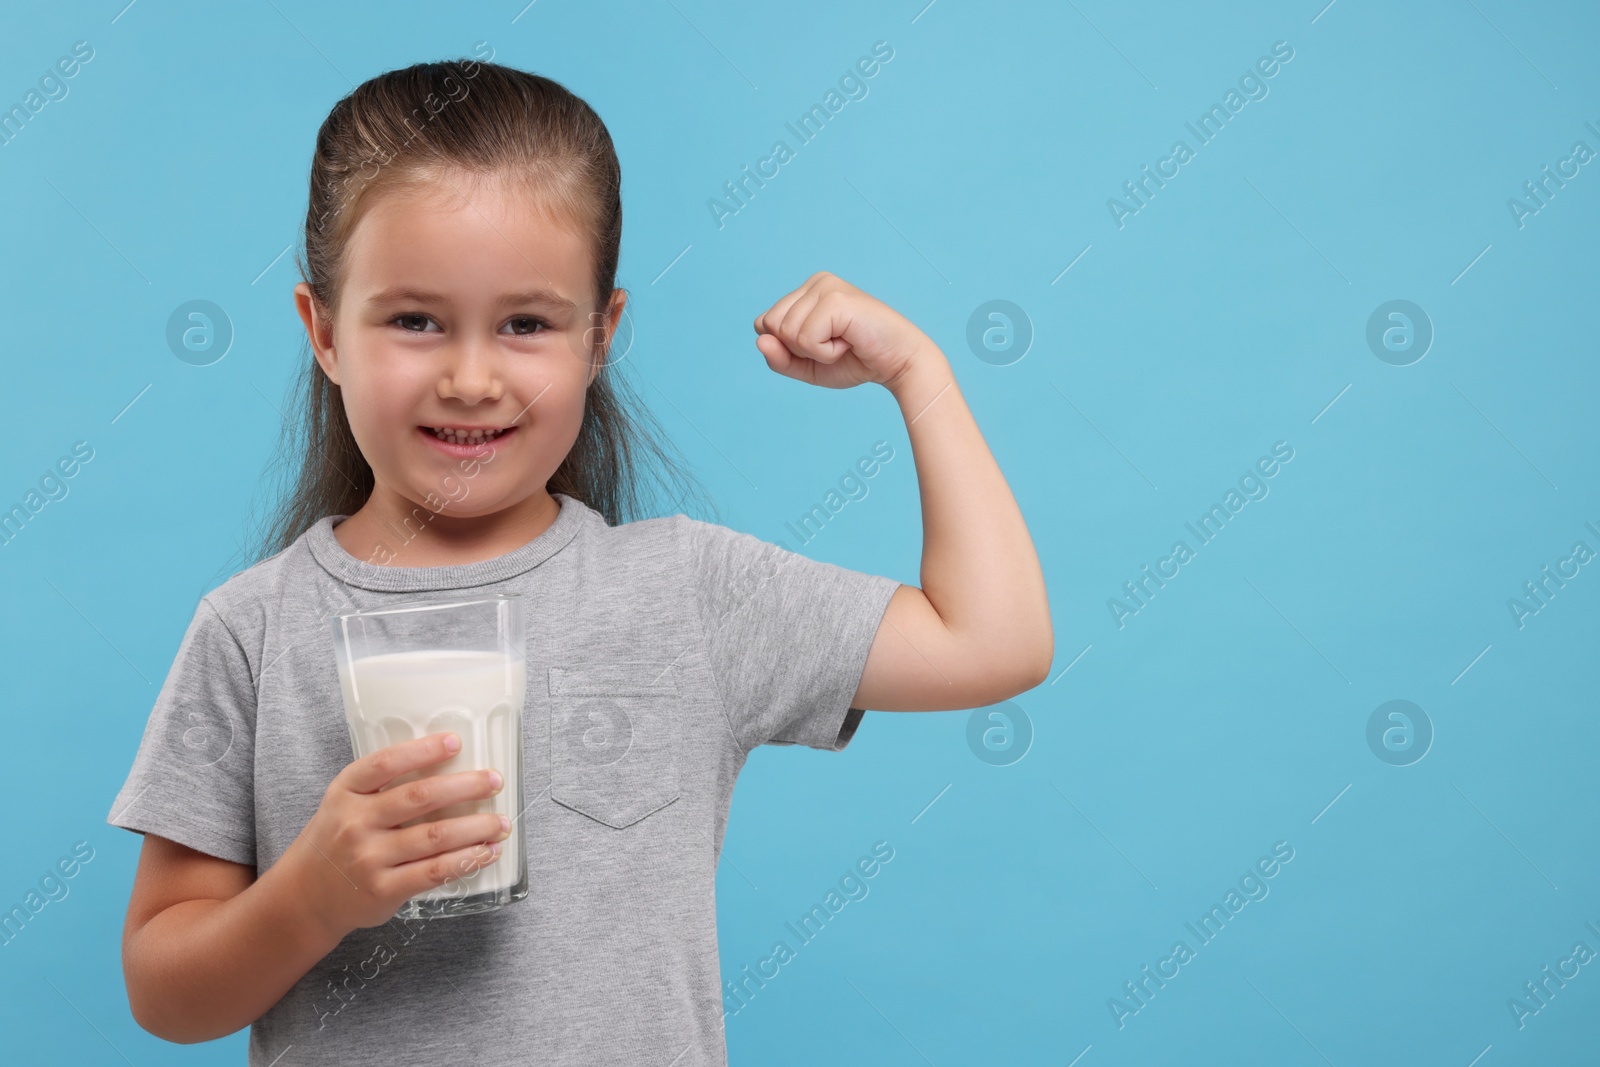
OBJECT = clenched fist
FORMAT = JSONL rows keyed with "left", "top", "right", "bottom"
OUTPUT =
{"left": 752, "top": 271, "right": 939, "bottom": 392}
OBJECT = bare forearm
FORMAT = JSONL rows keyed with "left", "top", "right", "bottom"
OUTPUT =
{"left": 126, "top": 854, "right": 345, "bottom": 1043}
{"left": 887, "top": 343, "right": 1052, "bottom": 678}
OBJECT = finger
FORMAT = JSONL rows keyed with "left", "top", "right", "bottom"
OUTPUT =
{"left": 753, "top": 275, "right": 820, "bottom": 336}
{"left": 762, "top": 337, "right": 872, "bottom": 390}
{"left": 337, "top": 732, "right": 461, "bottom": 796}
{"left": 753, "top": 284, "right": 806, "bottom": 335}
{"left": 382, "top": 811, "right": 509, "bottom": 867}
{"left": 791, "top": 294, "right": 852, "bottom": 363}
{"left": 393, "top": 839, "right": 504, "bottom": 899}
{"left": 755, "top": 331, "right": 814, "bottom": 384}
{"left": 373, "top": 767, "right": 505, "bottom": 829}
{"left": 772, "top": 288, "right": 820, "bottom": 348}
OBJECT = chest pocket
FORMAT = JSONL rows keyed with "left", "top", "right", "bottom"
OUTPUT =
{"left": 547, "top": 662, "right": 681, "bottom": 828}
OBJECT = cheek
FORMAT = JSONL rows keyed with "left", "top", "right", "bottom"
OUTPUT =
{"left": 518, "top": 356, "right": 590, "bottom": 424}
{"left": 338, "top": 362, "right": 426, "bottom": 464}
{"left": 339, "top": 379, "right": 394, "bottom": 441}
{"left": 525, "top": 386, "right": 588, "bottom": 446}
{"left": 344, "top": 356, "right": 423, "bottom": 422}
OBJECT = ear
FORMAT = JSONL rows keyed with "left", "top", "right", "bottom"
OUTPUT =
{"left": 588, "top": 288, "right": 628, "bottom": 388}
{"left": 294, "top": 282, "right": 340, "bottom": 385}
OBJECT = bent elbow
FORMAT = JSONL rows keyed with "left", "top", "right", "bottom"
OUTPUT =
{"left": 979, "top": 629, "right": 1054, "bottom": 701}
{"left": 1019, "top": 619, "right": 1054, "bottom": 692}
{"left": 131, "top": 1005, "right": 227, "bottom": 1046}
{"left": 977, "top": 649, "right": 1052, "bottom": 705}
{"left": 1025, "top": 650, "right": 1053, "bottom": 691}
{"left": 127, "top": 986, "right": 194, "bottom": 1045}
{"left": 1012, "top": 653, "right": 1051, "bottom": 696}
{"left": 124, "top": 945, "right": 231, "bottom": 1046}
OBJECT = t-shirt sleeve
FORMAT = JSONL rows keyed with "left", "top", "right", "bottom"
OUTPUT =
{"left": 104, "top": 596, "right": 258, "bottom": 868}
{"left": 681, "top": 516, "right": 900, "bottom": 754}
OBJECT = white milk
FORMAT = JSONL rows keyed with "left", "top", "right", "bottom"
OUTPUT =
{"left": 338, "top": 649, "right": 525, "bottom": 898}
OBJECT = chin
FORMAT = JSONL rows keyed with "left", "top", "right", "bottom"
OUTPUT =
{"left": 417, "top": 492, "right": 538, "bottom": 520}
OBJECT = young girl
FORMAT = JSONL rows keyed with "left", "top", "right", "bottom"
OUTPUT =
{"left": 107, "top": 59, "right": 1051, "bottom": 1065}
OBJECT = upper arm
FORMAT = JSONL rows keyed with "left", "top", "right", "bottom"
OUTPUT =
{"left": 851, "top": 584, "right": 1052, "bottom": 712}
{"left": 107, "top": 596, "right": 259, "bottom": 867}
{"left": 124, "top": 833, "right": 254, "bottom": 943}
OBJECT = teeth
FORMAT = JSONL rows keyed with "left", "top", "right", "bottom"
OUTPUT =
{"left": 430, "top": 426, "right": 505, "bottom": 444}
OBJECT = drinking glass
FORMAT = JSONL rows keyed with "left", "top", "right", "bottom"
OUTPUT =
{"left": 330, "top": 594, "right": 527, "bottom": 919}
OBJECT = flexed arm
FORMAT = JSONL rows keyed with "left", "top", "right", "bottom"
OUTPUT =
{"left": 752, "top": 272, "right": 1053, "bottom": 712}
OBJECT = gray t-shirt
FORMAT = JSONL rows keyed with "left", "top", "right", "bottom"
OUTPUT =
{"left": 105, "top": 492, "right": 899, "bottom": 1065}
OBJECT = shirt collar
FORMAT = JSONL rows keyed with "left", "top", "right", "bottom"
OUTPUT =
{"left": 303, "top": 492, "right": 588, "bottom": 592}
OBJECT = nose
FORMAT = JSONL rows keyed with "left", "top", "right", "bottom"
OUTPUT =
{"left": 437, "top": 336, "right": 503, "bottom": 405}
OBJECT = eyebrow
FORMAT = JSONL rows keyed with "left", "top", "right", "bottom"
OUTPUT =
{"left": 365, "top": 286, "right": 578, "bottom": 311}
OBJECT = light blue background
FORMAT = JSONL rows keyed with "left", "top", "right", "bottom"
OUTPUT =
{"left": 3, "top": 0, "right": 1597, "bottom": 1063}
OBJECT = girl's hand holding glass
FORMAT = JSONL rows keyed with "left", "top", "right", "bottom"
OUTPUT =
{"left": 287, "top": 731, "right": 509, "bottom": 940}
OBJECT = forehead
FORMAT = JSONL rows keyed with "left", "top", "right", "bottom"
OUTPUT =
{"left": 342, "top": 175, "right": 593, "bottom": 309}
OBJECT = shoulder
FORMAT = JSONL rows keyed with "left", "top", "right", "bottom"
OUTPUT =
{"left": 569, "top": 508, "right": 700, "bottom": 588}
{"left": 579, "top": 508, "right": 784, "bottom": 599}
{"left": 188, "top": 525, "right": 324, "bottom": 661}
{"left": 203, "top": 537, "right": 300, "bottom": 610}
{"left": 597, "top": 510, "right": 770, "bottom": 570}
{"left": 636, "top": 513, "right": 817, "bottom": 616}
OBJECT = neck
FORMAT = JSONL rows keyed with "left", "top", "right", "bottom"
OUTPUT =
{"left": 332, "top": 486, "right": 561, "bottom": 568}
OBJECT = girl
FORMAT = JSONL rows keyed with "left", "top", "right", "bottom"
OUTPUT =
{"left": 107, "top": 59, "right": 1051, "bottom": 1065}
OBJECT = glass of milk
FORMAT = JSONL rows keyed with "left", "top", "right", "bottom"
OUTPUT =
{"left": 330, "top": 594, "right": 527, "bottom": 919}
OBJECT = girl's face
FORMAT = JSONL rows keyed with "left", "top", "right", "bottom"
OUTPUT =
{"left": 295, "top": 173, "right": 623, "bottom": 521}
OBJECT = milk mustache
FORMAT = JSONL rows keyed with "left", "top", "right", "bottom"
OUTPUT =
{"left": 338, "top": 649, "right": 525, "bottom": 897}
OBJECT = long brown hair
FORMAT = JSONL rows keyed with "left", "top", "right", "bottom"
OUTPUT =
{"left": 238, "top": 58, "right": 712, "bottom": 568}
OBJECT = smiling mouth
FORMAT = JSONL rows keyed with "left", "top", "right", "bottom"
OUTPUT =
{"left": 422, "top": 425, "right": 516, "bottom": 445}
